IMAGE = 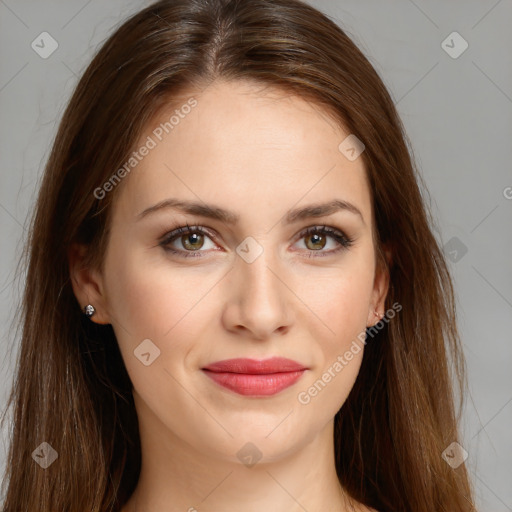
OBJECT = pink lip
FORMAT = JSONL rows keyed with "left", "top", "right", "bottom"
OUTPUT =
{"left": 201, "top": 357, "right": 308, "bottom": 396}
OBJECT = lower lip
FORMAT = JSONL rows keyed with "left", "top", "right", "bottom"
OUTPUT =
{"left": 202, "top": 370, "right": 306, "bottom": 396}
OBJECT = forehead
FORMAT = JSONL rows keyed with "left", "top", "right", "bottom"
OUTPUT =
{"left": 112, "top": 79, "right": 372, "bottom": 227}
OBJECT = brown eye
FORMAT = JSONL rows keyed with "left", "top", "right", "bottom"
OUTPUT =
{"left": 160, "top": 224, "right": 216, "bottom": 258}
{"left": 181, "top": 232, "right": 205, "bottom": 251}
{"left": 296, "top": 225, "right": 354, "bottom": 257}
{"left": 304, "top": 232, "right": 327, "bottom": 251}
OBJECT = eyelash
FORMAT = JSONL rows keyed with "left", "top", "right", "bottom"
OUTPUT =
{"left": 158, "top": 222, "right": 354, "bottom": 259}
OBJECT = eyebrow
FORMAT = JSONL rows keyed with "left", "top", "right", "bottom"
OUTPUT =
{"left": 136, "top": 198, "right": 365, "bottom": 226}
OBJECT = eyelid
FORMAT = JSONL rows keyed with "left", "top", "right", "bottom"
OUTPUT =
{"left": 158, "top": 223, "right": 217, "bottom": 250}
{"left": 293, "top": 225, "right": 354, "bottom": 255}
{"left": 159, "top": 223, "right": 354, "bottom": 258}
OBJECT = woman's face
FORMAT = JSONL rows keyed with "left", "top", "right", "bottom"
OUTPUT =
{"left": 76, "top": 79, "right": 388, "bottom": 463}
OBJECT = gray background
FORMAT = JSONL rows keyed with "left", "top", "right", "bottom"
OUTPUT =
{"left": 1, "top": 0, "right": 511, "bottom": 510}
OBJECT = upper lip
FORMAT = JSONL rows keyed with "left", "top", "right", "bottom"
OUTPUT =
{"left": 202, "top": 357, "right": 307, "bottom": 374}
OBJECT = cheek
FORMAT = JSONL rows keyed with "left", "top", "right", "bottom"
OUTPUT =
{"left": 103, "top": 244, "right": 209, "bottom": 338}
{"left": 103, "top": 250, "right": 213, "bottom": 393}
{"left": 102, "top": 246, "right": 238, "bottom": 390}
{"left": 322, "top": 274, "right": 370, "bottom": 320}
{"left": 294, "top": 258, "right": 375, "bottom": 343}
{"left": 294, "top": 267, "right": 373, "bottom": 414}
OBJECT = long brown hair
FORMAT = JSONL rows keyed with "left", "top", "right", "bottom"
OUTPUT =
{"left": 1, "top": 0, "right": 476, "bottom": 510}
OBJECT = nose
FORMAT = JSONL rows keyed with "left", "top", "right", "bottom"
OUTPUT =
{"left": 220, "top": 248, "right": 294, "bottom": 340}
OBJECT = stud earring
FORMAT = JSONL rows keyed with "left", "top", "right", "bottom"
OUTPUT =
{"left": 83, "top": 304, "right": 96, "bottom": 318}
{"left": 374, "top": 310, "right": 381, "bottom": 319}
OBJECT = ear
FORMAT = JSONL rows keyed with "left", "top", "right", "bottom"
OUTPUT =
{"left": 366, "top": 246, "right": 391, "bottom": 327}
{"left": 68, "top": 243, "right": 111, "bottom": 325}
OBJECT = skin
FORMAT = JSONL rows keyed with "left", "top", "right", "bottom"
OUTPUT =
{"left": 69, "top": 79, "right": 389, "bottom": 512}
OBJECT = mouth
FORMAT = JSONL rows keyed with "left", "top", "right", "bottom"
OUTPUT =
{"left": 201, "top": 357, "right": 308, "bottom": 396}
